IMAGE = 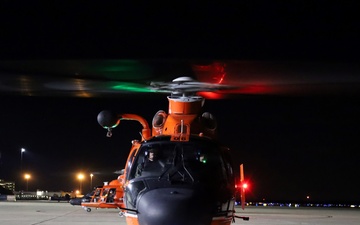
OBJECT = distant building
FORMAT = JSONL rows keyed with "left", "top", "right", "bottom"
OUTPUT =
{"left": 0, "top": 179, "right": 15, "bottom": 194}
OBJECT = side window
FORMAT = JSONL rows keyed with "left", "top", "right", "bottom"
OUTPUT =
{"left": 221, "top": 146, "right": 235, "bottom": 186}
{"left": 126, "top": 149, "right": 137, "bottom": 180}
{"left": 102, "top": 188, "right": 109, "bottom": 197}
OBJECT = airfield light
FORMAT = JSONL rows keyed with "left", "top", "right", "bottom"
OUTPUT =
{"left": 77, "top": 173, "right": 84, "bottom": 194}
{"left": 20, "top": 148, "right": 26, "bottom": 172}
{"left": 24, "top": 173, "right": 31, "bottom": 191}
{"left": 90, "top": 173, "right": 94, "bottom": 189}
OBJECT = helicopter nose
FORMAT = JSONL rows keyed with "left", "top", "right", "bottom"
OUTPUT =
{"left": 136, "top": 188, "right": 213, "bottom": 225}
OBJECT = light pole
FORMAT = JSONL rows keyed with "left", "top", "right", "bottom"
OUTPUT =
{"left": 90, "top": 173, "right": 93, "bottom": 190}
{"left": 20, "top": 148, "right": 25, "bottom": 172}
{"left": 77, "top": 173, "right": 84, "bottom": 194}
{"left": 24, "top": 174, "right": 31, "bottom": 191}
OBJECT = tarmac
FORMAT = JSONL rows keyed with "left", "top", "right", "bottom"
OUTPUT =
{"left": 0, "top": 200, "right": 359, "bottom": 225}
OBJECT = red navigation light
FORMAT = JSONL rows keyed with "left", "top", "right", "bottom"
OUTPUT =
{"left": 242, "top": 183, "right": 248, "bottom": 189}
{"left": 235, "top": 182, "right": 249, "bottom": 190}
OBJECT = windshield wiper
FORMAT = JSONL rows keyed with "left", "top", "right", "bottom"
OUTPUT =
{"left": 158, "top": 146, "right": 195, "bottom": 183}
{"left": 181, "top": 149, "right": 194, "bottom": 182}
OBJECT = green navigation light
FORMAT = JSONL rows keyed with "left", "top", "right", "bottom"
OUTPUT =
{"left": 111, "top": 82, "right": 155, "bottom": 92}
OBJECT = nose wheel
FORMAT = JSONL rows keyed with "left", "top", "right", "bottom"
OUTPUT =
{"left": 82, "top": 206, "right": 92, "bottom": 212}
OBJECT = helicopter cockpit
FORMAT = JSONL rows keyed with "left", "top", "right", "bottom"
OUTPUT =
{"left": 124, "top": 136, "right": 235, "bottom": 214}
{"left": 129, "top": 138, "right": 228, "bottom": 183}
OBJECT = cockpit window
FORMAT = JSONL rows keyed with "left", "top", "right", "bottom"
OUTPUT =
{"left": 128, "top": 141, "right": 226, "bottom": 184}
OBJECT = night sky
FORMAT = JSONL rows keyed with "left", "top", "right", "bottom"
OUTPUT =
{"left": 1, "top": 2, "right": 360, "bottom": 204}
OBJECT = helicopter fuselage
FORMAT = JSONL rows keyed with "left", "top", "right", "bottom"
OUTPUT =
{"left": 97, "top": 85, "right": 239, "bottom": 225}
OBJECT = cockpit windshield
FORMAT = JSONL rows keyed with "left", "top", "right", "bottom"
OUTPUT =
{"left": 128, "top": 140, "right": 227, "bottom": 184}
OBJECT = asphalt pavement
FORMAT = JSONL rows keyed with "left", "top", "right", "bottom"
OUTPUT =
{"left": 0, "top": 201, "right": 359, "bottom": 225}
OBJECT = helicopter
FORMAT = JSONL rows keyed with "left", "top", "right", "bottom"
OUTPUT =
{"left": 81, "top": 177, "right": 125, "bottom": 213}
{"left": 96, "top": 76, "right": 249, "bottom": 225}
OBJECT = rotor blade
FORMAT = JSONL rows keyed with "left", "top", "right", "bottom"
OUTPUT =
{"left": 150, "top": 76, "right": 238, "bottom": 95}
{"left": 1, "top": 59, "right": 360, "bottom": 98}
{"left": 0, "top": 60, "right": 190, "bottom": 97}
{"left": 193, "top": 60, "right": 360, "bottom": 96}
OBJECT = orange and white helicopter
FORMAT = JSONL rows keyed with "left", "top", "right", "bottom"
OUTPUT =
{"left": 81, "top": 177, "right": 125, "bottom": 212}
{"left": 97, "top": 77, "right": 249, "bottom": 225}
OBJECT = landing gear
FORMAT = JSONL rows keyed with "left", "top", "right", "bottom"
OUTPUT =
{"left": 82, "top": 206, "right": 92, "bottom": 212}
